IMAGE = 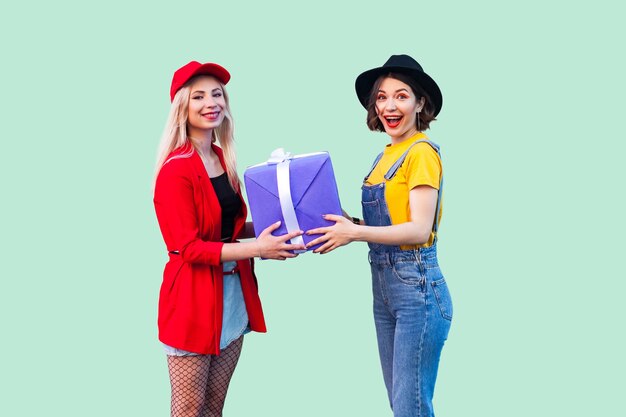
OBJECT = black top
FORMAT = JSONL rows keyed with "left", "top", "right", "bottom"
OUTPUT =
{"left": 210, "top": 173, "right": 242, "bottom": 242}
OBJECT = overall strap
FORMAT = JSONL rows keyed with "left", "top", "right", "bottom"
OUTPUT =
{"left": 384, "top": 139, "right": 440, "bottom": 180}
{"left": 433, "top": 172, "right": 443, "bottom": 238}
{"left": 384, "top": 139, "right": 444, "bottom": 239}
{"left": 363, "top": 151, "right": 384, "bottom": 182}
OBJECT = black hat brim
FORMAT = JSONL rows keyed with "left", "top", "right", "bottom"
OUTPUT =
{"left": 355, "top": 66, "right": 443, "bottom": 117}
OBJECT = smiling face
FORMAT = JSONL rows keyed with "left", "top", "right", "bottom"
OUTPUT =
{"left": 186, "top": 76, "right": 226, "bottom": 138}
{"left": 375, "top": 77, "right": 425, "bottom": 143}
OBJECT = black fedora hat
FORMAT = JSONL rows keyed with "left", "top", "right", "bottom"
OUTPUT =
{"left": 355, "top": 54, "right": 443, "bottom": 116}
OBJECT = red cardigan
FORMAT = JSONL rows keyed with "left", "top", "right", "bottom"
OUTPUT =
{"left": 154, "top": 144, "right": 266, "bottom": 355}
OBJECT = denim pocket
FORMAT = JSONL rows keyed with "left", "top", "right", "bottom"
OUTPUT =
{"left": 362, "top": 199, "right": 383, "bottom": 251}
{"left": 391, "top": 261, "right": 422, "bottom": 286}
{"left": 431, "top": 278, "right": 453, "bottom": 320}
{"left": 362, "top": 200, "right": 382, "bottom": 224}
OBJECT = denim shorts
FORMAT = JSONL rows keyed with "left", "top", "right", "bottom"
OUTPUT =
{"left": 163, "top": 342, "right": 203, "bottom": 357}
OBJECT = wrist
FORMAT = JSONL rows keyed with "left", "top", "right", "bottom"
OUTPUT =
{"left": 249, "top": 241, "right": 261, "bottom": 259}
{"left": 351, "top": 223, "right": 368, "bottom": 242}
{"left": 349, "top": 222, "right": 363, "bottom": 242}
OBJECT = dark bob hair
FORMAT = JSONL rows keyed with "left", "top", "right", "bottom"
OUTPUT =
{"left": 366, "top": 72, "right": 437, "bottom": 132}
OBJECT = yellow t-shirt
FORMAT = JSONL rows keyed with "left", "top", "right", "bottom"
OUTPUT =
{"left": 365, "top": 133, "right": 443, "bottom": 249}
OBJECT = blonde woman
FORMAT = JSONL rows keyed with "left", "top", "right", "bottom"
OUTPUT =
{"left": 153, "top": 61, "right": 304, "bottom": 417}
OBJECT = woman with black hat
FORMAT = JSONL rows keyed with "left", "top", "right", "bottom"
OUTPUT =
{"left": 153, "top": 61, "right": 305, "bottom": 417}
{"left": 306, "top": 54, "right": 453, "bottom": 416}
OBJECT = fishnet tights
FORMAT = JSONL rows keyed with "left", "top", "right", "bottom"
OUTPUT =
{"left": 167, "top": 336, "right": 243, "bottom": 417}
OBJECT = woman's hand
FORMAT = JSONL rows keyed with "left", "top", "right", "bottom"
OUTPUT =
{"left": 256, "top": 221, "right": 306, "bottom": 260}
{"left": 305, "top": 214, "right": 358, "bottom": 254}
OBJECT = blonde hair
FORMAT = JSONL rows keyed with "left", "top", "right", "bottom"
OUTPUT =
{"left": 154, "top": 75, "right": 240, "bottom": 191}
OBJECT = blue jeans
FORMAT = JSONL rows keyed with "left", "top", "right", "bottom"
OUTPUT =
{"left": 369, "top": 245, "right": 452, "bottom": 417}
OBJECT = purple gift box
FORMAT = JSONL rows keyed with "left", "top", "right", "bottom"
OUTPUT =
{"left": 243, "top": 149, "right": 343, "bottom": 252}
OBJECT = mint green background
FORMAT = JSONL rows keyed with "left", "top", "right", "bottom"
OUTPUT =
{"left": 2, "top": 1, "right": 624, "bottom": 416}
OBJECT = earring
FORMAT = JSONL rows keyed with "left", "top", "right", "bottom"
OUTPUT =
{"left": 417, "top": 111, "right": 421, "bottom": 131}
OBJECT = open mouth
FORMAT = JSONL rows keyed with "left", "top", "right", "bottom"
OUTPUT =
{"left": 202, "top": 112, "right": 220, "bottom": 121}
{"left": 384, "top": 116, "right": 402, "bottom": 128}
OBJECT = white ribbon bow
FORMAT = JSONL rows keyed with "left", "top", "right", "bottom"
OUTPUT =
{"left": 267, "top": 148, "right": 306, "bottom": 253}
{"left": 267, "top": 148, "right": 293, "bottom": 164}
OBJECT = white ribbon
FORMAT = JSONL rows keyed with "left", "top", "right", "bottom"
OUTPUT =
{"left": 249, "top": 149, "right": 327, "bottom": 169}
{"left": 266, "top": 148, "right": 306, "bottom": 253}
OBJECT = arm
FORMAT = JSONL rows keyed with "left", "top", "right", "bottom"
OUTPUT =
{"left": 154, "top": 163, "right": 224, "bottom": 265}
{"left": 155, "top": 163, "right": 304, "bottom": 264}
{"left": 306, "top": 185, "right": 438, "bottom": 254}
{"left": 341, "top": 209, "right": 365, "bottom": 225}
{"left": 222, "top": 221, "right": 305, "bottom": 261}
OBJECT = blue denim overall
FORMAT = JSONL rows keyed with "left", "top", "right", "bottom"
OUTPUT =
{"left": 362, "top": 140, "right": 453, "bottom": 417}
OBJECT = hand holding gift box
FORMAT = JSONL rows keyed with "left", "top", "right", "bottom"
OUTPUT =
{"left": 244, "top": 148, "right": 343, "bottom": 253}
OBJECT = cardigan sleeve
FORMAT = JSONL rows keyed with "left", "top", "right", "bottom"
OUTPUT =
{"left": 154, "top": 160, "right": 224, "bottom": 265}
